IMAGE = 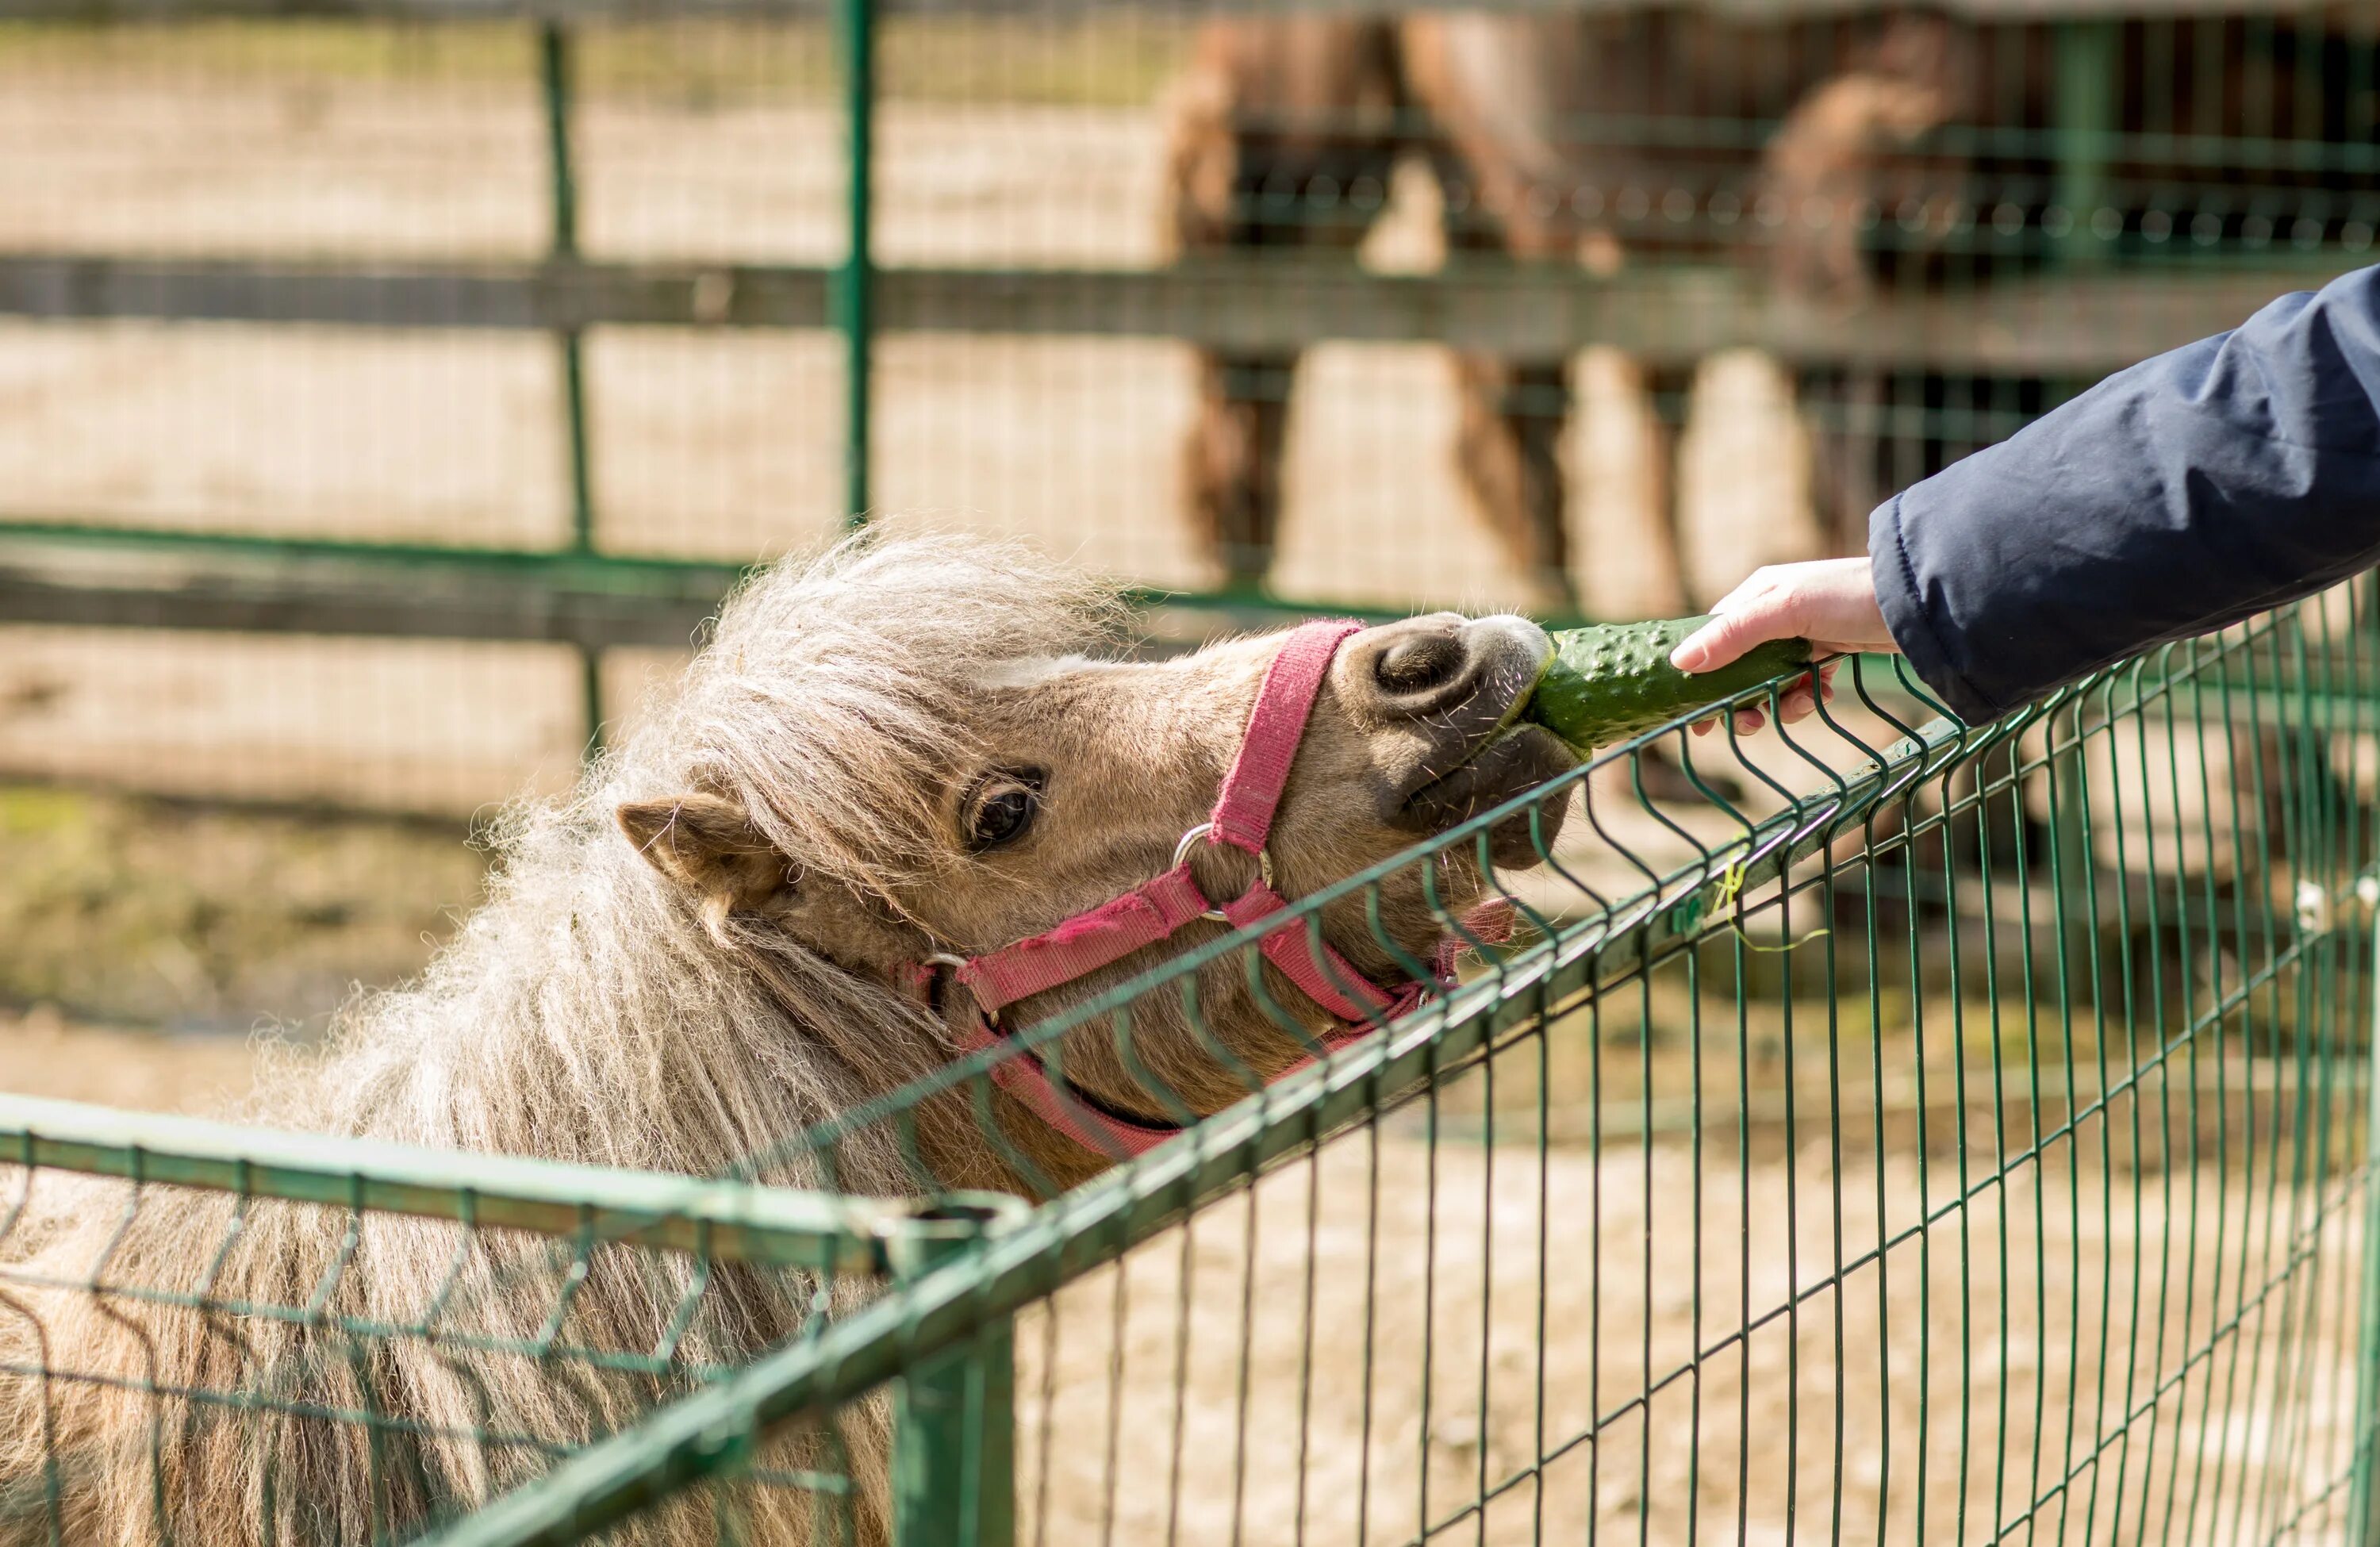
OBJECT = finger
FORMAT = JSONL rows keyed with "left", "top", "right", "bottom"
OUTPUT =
{"left": 1733, "top": 708, "right": 1765, "bottom": 736}
{"left": 1692, "top": 716, "right": 1718, "bottom": 738}
{"left": 1672, "top": 596, "right": 1799, "bottom": 674}
{"left": 1776, "top": 667, "right": 1832, "bottom": 724}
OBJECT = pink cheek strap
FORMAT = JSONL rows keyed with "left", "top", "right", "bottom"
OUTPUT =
{"left": 953, "top": 860, "right": 1211, "bottom": 1015}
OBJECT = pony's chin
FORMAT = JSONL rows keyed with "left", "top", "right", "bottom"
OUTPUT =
{"left": 1396, "top": 723, "right": 1576, "bottom": 868}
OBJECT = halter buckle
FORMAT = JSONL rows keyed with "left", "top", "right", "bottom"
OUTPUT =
{"left": 1173, "top": 821, "right": 1274, "bottom": 923}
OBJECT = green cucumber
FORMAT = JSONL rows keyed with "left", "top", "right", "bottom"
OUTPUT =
{"left": 1522, "top": 616, "right": 1814, "bottom": 751}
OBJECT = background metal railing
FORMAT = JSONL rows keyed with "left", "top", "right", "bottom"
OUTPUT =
{"left": 0, "top": 0, "right": 2368, "bottom": 809}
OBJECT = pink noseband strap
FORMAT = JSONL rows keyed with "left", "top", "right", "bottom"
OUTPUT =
{"left": 1207, "top": 618, "right": 1364, "bottom": 856}
{"left": 954, "top": 862, "right": 1210, "bottom": 1015}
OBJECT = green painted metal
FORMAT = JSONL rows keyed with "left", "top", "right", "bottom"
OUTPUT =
{"left": 0, "top": 1093, "right": 948, "bottom": 1276}
{"left": 0, "top": 254, "right": 2356, "bottom": 367}
{"left": 2051, "top": 21, "right": 2122, "bottom": 267}
{"left": 540, "top": 20, "right": 592, "bottom": 556}
{"left": 0, "top": 519, "right": 1470, "bottom": 652}
{"left": 836, "top": 0, "right": 875, "bottom": 525}
{"left": 889, "top": 1208, "right": 1015, "bottom": 1547}
{"left": 539, "top": 22, "right": 606, "bottom": 753}
{"left": 2355, "top": 862, "right": 2380, "bottom": 1547}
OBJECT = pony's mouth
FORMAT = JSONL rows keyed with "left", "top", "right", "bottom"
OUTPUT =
{"left": 1395, "top": 708, "right": 1576, "bottom": 867}
{"left": 1368, "top": 614, "right": 1572, "bottom": 866}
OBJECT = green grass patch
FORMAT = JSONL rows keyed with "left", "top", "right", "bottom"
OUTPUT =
{"left": 0, "top": 782, "right": 486, "bottom": 1035}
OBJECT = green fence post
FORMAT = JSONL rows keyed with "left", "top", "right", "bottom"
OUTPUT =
{"left": 888, "top": 1206, "right": 1015, "bottom": 1547}
{"left": 540, "top": 22, "right": 605, "bottom": 754}
{"left": 2356, "top": 896, "right": 2380, "bottom": 1545}
{"left": 2051, "top": 21, "right": 2120, "bottom": 268}
{"left": 835, "top": 0, "right": 875, "bottom": 526}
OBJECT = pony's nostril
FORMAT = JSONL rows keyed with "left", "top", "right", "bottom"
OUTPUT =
{"left": 1375, "top": 632, "right": 1468, "bottom": 696}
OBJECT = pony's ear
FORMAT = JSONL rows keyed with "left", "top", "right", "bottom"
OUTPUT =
{"left": 616, "top": 792, "right": 794, "bottom": 937}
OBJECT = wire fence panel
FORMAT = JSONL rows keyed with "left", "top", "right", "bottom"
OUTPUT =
{"left": 0, "top": 1093, "right": 1022, "bottom": 1543}
{"left": 0, "top": 0, "right": 2371, "bottom": 819}
{"left": 356, "top": 578, "right": 2376, "bottom": 1547}
{"left": 5, "top": 567, "right": 2377, "bottom": 1543}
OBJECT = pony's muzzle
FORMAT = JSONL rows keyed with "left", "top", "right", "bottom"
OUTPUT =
{"left": 1341, "top": 612, "right": 1573, "bottom": 860}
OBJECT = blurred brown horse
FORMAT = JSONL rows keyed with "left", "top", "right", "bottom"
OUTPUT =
{"left": 1160, "top": 10, "right": 1967, "bottom": 614}
{"left": 1161, "top": 10, "right": 2376, "bottom": 613}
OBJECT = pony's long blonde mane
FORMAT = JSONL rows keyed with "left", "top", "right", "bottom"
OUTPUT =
{"left": 0, "top": 535, "right": 1127, "bottom": 1547}
{"left": 263, "top": 532, "right": 1125, "bottom": 1185}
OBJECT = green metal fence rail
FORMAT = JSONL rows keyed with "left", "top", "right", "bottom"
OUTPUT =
{"left": 0, "top": 1094, "right": 1009, "bottom": 1276}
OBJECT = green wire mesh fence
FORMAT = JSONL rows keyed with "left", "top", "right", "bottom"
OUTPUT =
{"left": 8, "top": 574, "right": 2379, "bottom": 1544}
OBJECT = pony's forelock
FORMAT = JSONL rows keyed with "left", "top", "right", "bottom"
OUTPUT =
{"left": 617, "top": 532, "right": 1128, "bottom": 892}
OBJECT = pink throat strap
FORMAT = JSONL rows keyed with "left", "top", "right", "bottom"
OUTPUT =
{"left": 918, "top": 618, "right": 1495, "bottom": 1161}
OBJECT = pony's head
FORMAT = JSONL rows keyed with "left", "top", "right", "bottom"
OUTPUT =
{"left": 615, "top": 536, "right": 1572, "bottom": 1184}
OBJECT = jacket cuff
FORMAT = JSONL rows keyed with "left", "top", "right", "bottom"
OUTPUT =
{"left": 1867, "top": 493, "right": 2001, "bottom": 725}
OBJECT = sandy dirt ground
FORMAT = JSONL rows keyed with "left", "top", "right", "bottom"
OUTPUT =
{"left": 0, "top": 1004, "right": 264, "bottom": 1112}
{"left": 0, "top": 781, "right": 485, "bottom": 1031}
{"left": 1015, "top": 1127, "right": 2363, "bottom": 1546}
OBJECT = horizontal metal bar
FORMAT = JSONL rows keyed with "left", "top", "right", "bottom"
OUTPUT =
{"left": 0, "top": 254, "right": 2344, "bottom": 373}
{"left": 0, "top": 255, "right": 822, "bottom": 334}
{"left": 421, "top": 712, "right": 1977, "bottom": 1546}
{"left": 0, "top": 1092, "right": 1014, "bottom": 1276}
{"left": 0, "top": 523, "right": 1441, "bottom": 647}
{"left": 0, "top": 0, "right": 2339, "bottom": 21}
{"left": 0, "top": 524, "right": 747, "bottom": 650}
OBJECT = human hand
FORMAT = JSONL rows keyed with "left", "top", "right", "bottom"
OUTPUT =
{"left": 1670, "top": 557, "right": 1897, "bottom": 737}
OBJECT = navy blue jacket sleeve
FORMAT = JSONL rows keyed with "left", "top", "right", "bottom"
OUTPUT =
{"left": 1868, "top": 263, "right": 2380, "bottom": 724}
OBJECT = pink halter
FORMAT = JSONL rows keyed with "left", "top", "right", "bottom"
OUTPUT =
{"left": 908, "top": 619, "right": 1507, "bottom": 1161}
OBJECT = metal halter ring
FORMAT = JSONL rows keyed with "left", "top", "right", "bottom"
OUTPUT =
{"left": 922, "top": 952, "right": 992, "bottom": 1025}
{"left": 1173, "top": 822, "right": 1275, "bottom": 923}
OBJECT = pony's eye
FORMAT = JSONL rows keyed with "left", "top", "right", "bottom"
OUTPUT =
{"left": 966, "top": 771, "right": 1043, "bottom": 851}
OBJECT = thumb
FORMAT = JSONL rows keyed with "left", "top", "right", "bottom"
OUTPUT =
{"left": 1670, "top": 597, "right": 1801, "bottom": 673}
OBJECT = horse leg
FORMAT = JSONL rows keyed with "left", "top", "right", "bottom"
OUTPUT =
{"left": 1450, "top": 352, "right": 1576, "bottom": 614}
{"left": 1162, "top": 18, "right": 1402, "bottom": 593}
{"left": 1798, "top": 365, "right": 1886, "bottom": 556}
{"left": 1185, "top": 351, "right": 1295, "bottom": 590}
